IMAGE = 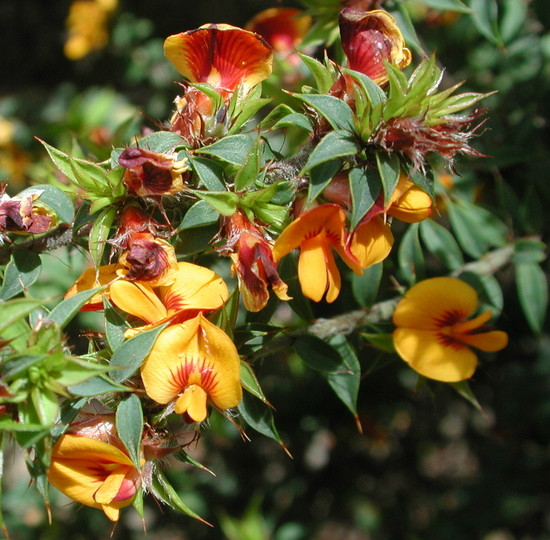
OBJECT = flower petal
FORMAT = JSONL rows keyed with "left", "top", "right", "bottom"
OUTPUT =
{"left": 298, "top": 236, "right": 330, "bottom": 302}
{"left": 164, "top": 24, "right": 273, "bottom": 92}
{"left": 459, "top": 330, "right": 508, "bottom": 352}
{"left": 348, "top": 215, "right": 393, "bottom": 271}
{"left": 141, "top": 315, "right": 242, "bottom": 413}
{"left": 93, "top": 465, "right": 128, "bottom": 504}
{"left": 393, "top": 277, "right": 478, "bottom": 331}
{"left": 246, "top": 8, "right": 311, "bottom": 53}
{"left": 272, "top": 204, "right": 346, "bottom": 261}
{"left": 175, "top": 385, "right": 208, "bottom": 422}
{"left": 339, "top": 8, "right": 411, "bottom": 85}
{"left": 393, "top": 327, "right": 478, "bottom": 382}
{"left": 65, "top": 264, "right": 120, "bottom": 310}
{"left": 158, "top": 261, "right": 228, "bottom": 317}
{"left": 109, "top": 280, "right": 168, "bottom": 324}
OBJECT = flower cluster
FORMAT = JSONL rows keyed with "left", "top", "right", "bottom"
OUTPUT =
{"left": 0, "top": 3, "right": 510, "bottom": 528}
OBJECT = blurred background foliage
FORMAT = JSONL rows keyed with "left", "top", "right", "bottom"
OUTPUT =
{"left": 1, "top": 0, "right": 549, "bottom": 539}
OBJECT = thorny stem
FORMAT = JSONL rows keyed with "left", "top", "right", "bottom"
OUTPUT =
{"left": 252, "top": 241, "right": 520, "bottom": 361}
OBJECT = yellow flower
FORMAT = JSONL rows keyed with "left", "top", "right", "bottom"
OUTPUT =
{"left": 393, "top": 277, "right": 508, "bottom": 382}
{"left": 109, "top": 261, "right": 228, "bottom": 336}
{"left": 386, "top": 176, "right": 433, "bottom": 223}
{"left": 47, "top": 434, "right": 141, "bottom": 521}
{"left": 141, "top": 314, "right": 242, "bottom": 423}
{"left": 348, "top": 215, "right": 394, "bottom": 267}
{"left": 272, "top": 204, "right": 360, "bottom": 303}
{"left": 164, "top": 24, "right": 273, "bottom": 94}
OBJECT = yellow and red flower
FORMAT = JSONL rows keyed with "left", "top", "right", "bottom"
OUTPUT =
{"left": 109, "top": 261, "right": 228, "bottom": 336}
{"left": 339, "top": 8, "right": 411, "bottom": 85}
{"left": 140, "top": 314, "right": 242, "bottom": 423}
{"left": 48, "top": 434, "right": 142, "bottom": 521}
{"left": 223, "top": 211, "right": 290, "bottom": 312}
{"left": 246, "top": 8, "right": 311, "bottom": 57}
{"left": 392, "top": 277, "right": 508, "bottom": 382}
{"left": 164, "top": 24, "right": 273, "bottom": 94}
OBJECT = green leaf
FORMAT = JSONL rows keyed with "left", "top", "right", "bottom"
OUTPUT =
{"left": 294, "top": 335, "right": 341, "bottom": 373}
{"left": 178, "top": 200, "right": 220, "bottom": 231}
{"left": 351, "top": 263, "right": 383, "bottom": 308}
{"left": 88, "top": 206, "right": 116, "bottom": 267}
{"left": 48, "top": 287, "right": 104, "bottom": 329}
{"left": 419, "top": 219, "right": 464, "bottom": 270}
{"left": 192, "top": 190, "right": 239, "bottom": 217}
{"left": 376, "top": 152, "right": 400, "bottom": 206}
{"left": 272, "top": 112, "right": 314, "bottom": 132}
{"left": 68, "top": 375, "right": 129, "bottom": 396}
{"left": 470, "top": 0, "right": 502, "bottom": 45}
{"left": 240, "top": 360, "right": 271, "bottom": 405}
{"left": 177, "top": 224, "right": 219, "bottom": 256}
{"left": 259, "top": 103, "right": 295, "bottom": 130}
{"left": 398, "top": 223, "right": 425, "bottom": 285}
{"left": 342, "top": 68, "right": 387, "bottom": 107}
{"left": 326, "top": 335, "right": 361, "bottom": 423}
{"left": 31, "top": 387, "right": 58, "bottom": 426}
{"left": 458, "top": 272, "right": 504, "bottom": 316}
{"left": 109, "top": 323, "right": 168, "bottom": 383}
{"left": 234, "top": 138, "right": 262, "bottom": 191}
{"left": 302, "top": 130, "right": 359, "bottom": 172}
{"left": 450, "top": 381, "right": 483, "bottom": 413}
{"left": 196, "top": 134, "right": 254, "bottom": 167}
{"left": 190, "top": 157, "right": 226, "bottom": 191}
{"left": 298, "top": 53, "right": 334, "bottom": 93}
{"left": 18, "top": 184, "right": 75, "bottom": 224}
{"left": 0, "top": 249, "right": 42, "bottom": 301}
{"left": 151, "top": 468, "right": 210, "bottom": 524}
{"left": 515, "top": 263, "right": 548, "bottom": 334}
{"left": 293, "top": 94, "right": 356, "bottom": 132}
{"left": 500, "top": 0, "right": 527, "bottom": 43}
{"left": 307, "top": 159, "right": 342, "bottom": 204}
{"left": 0, "top": 297, "right": 42, "bottom": 336}
{"left": 116, "top": 394, "right": 143, "bottom": 468}
{"left": 237, "top": 392, "right": 285, "bottom": 447}
{"left": 137, "top": 131, "right": 186, "bottom": 153}
{"left": 104, "top": 300, "right": 127, "bottom": 351}
{"left": 229, "top": 97, "right": 271, "bottom": 135}
{"left": 422, "top": 0, "right": 470, "bottom": 13}
{"left": 512, "top": 239, "right": 546, "bottom": 265}
{"left": 349, "top": 167, "right": 381, "bottom": 230}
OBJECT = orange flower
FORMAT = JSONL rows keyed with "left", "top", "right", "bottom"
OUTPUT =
{"left": 386, "top": 175, "right": 433, "bottom": 223}
{"left": 272, "top": 204, "right": 362, "bottom": 303}
{"left": 48, "top": 434, "right": 141, "bottom": 521}
{"left": 393, "top": 277, "right": 508, "bottom": 382}
{"left": 339, "top": 8, "right": 411, "bottom": 85}
{"left": 223, "top": 211, "right": 290, "bottom": 312}
{"left": 246, "top": 8, "right": 311, "bottom": 56}
{"left": 164, "top": 24, "right": 273, "bottom": 94}
{"left": 348, "top": 214, "right": 394, "bottom": 267}
{"left": 109, "top": 261, "right": 228, "bottom": 336}
{"left": 140, "top": 314, "right": 242, "bottom": 423}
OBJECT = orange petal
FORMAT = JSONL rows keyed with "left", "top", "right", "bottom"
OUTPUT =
{"left": 387, "top": 178, "right": 433, "bottom": 223}
{"left": 158, "top": 261, "right": 228, "bottom": 316}
{"left": 93, "top": 465, "right": 129, "bottom": 504}
{"left": 298, "top": 235, "right": 329, "bottom": 302}
{"left": 393, "top": 327, "right": 478, "bottom": 382}
{"left": 348, "top": 215, "right": 393, "bottom": 272}
{"left": 175, "top": 385, "right": 208, "bottom": 422}
{"left": 393, "top": 277, "right": 478, "bottom": 331}
{"left": 141, "top": 315, "right": 242, "bottom": 413}
{"left": 65, "top": 264, "right": 120, "bottom": 310}
{"left": 458, "top": 330, "right": 508, "bottom": 352}
{"left": 109, "top": 280, "right": 168, "bottom": 324}
{"left": 272, "top": 204, "right": 346, "bottom": 261}
{"left": 164, "top": 24, "right": 273, "bottom": 92}
{"left": 246, "top": 8, "right": 311, "bottom": 53}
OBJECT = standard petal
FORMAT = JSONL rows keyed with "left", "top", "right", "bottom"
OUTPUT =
{"left": 164, "top": 24, "right": 273, "bottom": 92}
{"left": 393, "top": 328, "right": 478, "bottom": 382}
{"left": 246, "top": 8, "right": 312, "bottom": 52}
{"left": 65, "top": 264, "right": 120, "bottom": 310}
{"left": 158, "top": 262, "right": 228, "bottom": 316}
{"left": 393, "top": 277, "right": 478, "bottom": 331}
{"left": 110, "top": 280, "right": 168, "bottom": 324}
